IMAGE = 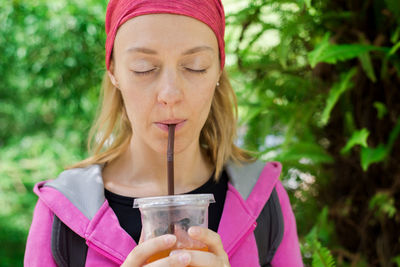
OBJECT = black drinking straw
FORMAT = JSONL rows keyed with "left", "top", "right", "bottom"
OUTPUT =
{"left": 167, "top": 124, "right": 176, "bottom": 195}
{"left": 167, "top": 124, "right": 176, "bottom": 234}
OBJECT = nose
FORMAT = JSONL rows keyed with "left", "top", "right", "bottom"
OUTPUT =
{"left": 157, "top": 68, "right": 183, "bottom": 106}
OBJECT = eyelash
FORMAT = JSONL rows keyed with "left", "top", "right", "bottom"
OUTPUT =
{"left": 133, "top": 70, "right": 155, "bottom": 76}
{"left": 186, "top": 68, "right": 207, "bottom": 74}
{"left": 133, "top": 68, "right": 207, "bottom": 76}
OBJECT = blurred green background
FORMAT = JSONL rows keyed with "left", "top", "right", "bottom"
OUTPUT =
{"left": 1, "top": 0, "right": 399, "bottom": 266}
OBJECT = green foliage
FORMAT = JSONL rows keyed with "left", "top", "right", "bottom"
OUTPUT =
{"left": 307, "top": 34, "right": 387, "bottom": 68}
{"left": 0, "top": 133, "right": 86, "bottom": 266}
{"left": 0, "top": 0, "right": 105, "bottom": 265}
{"left": 358, "top": 52, "right": 377, "bottom": 82}
{"left": 340, "top": 128, "right": 369, "bottom": 154}
{"left": 1, "top": 0, "right": 400, "bottom": 265}
{"left": 228, "top": 0, "right": 400, "bottom": 264}
{"left": 393, "top": 255, "right": 400, "bottom": 267}
{"left": 391, "top": 27, "right": 400, "bottom": 43}
{"left": 369, "top": 192, "right": 397, "bottom": 219}
{"left": 312, "top": 245, "right": 336, "bottom": 267}
{"left": 373, "top": 102, "right": 388, "bottom": 119}
{"left": 0, "top": 0, "right": 106, "bottom": 146}
{"left": 320, "top": 68, "right": 356, "bottom": 126}
{"left": 387, "top": 118, "right": 400, "bottom": 150}
{"left": 269, "top": 141, "right": 333, "bottom": 164}
{"left": 302, "top": 207, "right": 336, "bottom": 267}
{"left": 360, "top": 145, "right": 387, "bottom": 171}
{"left": 389, "top": 41, "right": 400, "bottom": 56}
{"left": 384, "top": 0, "right": 400, "bottom": 24}
{"left": 360, "top": 118, "right": 400, "bottom": 170}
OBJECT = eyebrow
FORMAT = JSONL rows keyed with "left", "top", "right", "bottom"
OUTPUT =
{"left": 182, "top": 46, "right": 214, "bottom": 55}
{"left": 125, "top": 45, "right": 214, "bottom": 55}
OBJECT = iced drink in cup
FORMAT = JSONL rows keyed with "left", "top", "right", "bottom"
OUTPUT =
{"left": 133, "top": 194, "right": 215, "bottom": 263}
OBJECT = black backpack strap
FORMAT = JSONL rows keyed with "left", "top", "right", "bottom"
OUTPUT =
{"left": 254, "top": 187, "right": 284, "bottom": 266}
{"left": 47, "top": 165, "right": 104, "bottom": 266}
{"left": 51, "top": 215, "right": 88, "bottom": 267}
{"left": 226, "top": 161, "right": 284, "bottom": 265}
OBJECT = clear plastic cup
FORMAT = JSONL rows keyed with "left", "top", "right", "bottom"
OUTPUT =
{"left": 133, "top": 194, "right": 215, "bottom": 262}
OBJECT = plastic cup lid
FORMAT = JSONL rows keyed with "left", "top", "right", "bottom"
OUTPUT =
{"left": 133, "top": 194, "right": 215, "bottom": 208}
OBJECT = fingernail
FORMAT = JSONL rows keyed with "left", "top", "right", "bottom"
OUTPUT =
{"left": 164, "top": 235, "right": 176, "bottom": 245}
{"left": 170, "top": 249, "right": 183, "bottom": 256}
{"left": 178, "top": 253, "right": 191, "bottom": 264}
{"left": 189, "top": 227, "right": 200, "bottom": 236}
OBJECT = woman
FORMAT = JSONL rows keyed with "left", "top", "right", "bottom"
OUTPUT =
{"left": 24, "top": 0, "right": 303, "bottom": 266}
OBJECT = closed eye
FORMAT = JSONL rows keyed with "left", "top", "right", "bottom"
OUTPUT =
{"left": 133, "top": 69, "right": 156, "bottom": 76}
{"left": 133, "top": 68, "right": 207, "bottom": 76}
{"left": 185, "top": 68, "right": 207, "bottom": 74}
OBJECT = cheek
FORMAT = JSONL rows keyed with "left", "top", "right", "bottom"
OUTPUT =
{"left": 120, "top": 88, "right": 152, "bottom": 125}
{"left": 194, "top": 85, "right": 215, "bottom": 119}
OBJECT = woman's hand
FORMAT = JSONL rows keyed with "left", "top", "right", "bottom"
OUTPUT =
{"left": 169, "top": 226, "right": 230, "bottom": 267}
{"left": 121, "top": 234, "right": 191, "bottom": 267}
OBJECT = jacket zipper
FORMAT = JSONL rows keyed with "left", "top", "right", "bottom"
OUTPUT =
{"left": 227, "top": 221, "right": 257, "bottom": 258}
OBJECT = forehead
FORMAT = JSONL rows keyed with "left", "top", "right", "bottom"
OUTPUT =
{"left": 114, "top": 14, "right": 219, "bottom": 55}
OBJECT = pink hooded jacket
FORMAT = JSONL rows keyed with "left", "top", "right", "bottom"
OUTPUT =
{"left": 24, "top": 161, "right": 303, "bottom": 266}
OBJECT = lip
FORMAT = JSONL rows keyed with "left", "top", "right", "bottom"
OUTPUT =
{"left": 154, "top": 119, "right": 187, "bottom": 132}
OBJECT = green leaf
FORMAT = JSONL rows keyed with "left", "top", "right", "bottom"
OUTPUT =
{"left": 278, "top": 37, "right": 291, "bottom": 69}
{"left": 240, "top": 104, "right": 265, "bottom": 124}
{"left": 269, "top": 142, "right": 334, "bottom": 164}
{"left": 320, "top": 68, "right": 357, "bottom": 126}
{"left": 389, "top": 41, "right": 400, "bottom": 56}
{"left": 308, "top": 34, "right": 386, "bottom": 68}
{"left": 369, "top": 192, "right": 397, "bottom": 218}
{"left": 344, "top": 112, "right": 356, "bottom": 133}
{"left": 312, "top": 244, "right": 336, "bottom": 267}
{"left": 341, "top": 128, "right": 370, "bottom": 154}
{"left": 360, "top": 144, "right": 387, "bottom": 171}
{"left": 358, "top": 119, "right": 400, "bottom": 170}
{"left": 303, "top": 208, "right": 336, "bottom": 267}
{"left": 385, "top": 0, "right": 400, "bottom": 24}
{"left": 358, "top": 52, "right": 377, "bottom": 82}
{"left": 391, "top": 27, "right": 400, "bottom": 44}
{"left": 394, "top": 60, "right": 400, "bottom": 77}
{"left": 392, "top": 255, "right": 400, "bottom": 267}
{"left": 373, "top": 102, "right": 388, "bottom": 119}
{"left": 387, "top": 117, "right": 400, "bottom": 152}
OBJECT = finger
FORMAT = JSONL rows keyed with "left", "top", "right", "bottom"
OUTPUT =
{"left": 138, "top": 229, "right": 145, "bottom": 244}
{"left": 188, "top": 227, "right": 227, "bottom": 257}
{"left": 123, "top": 235, "right": 176, "bottom": 266}
{"left": 170, "top": 250, "right": 219, "bottom": 267}
{"left": 144, "top": 252, "right": 191, "bottom": 267}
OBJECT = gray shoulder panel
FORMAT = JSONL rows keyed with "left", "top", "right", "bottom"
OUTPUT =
{"left": 225, "top": 160, "right": 265, "bottom": 200}
{"left": 45, "top": 164, "right": 105, "bottom": 220}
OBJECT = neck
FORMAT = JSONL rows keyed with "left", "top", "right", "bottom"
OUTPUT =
{"left": 103, "top": 136, "right": 213, "bottom": 196}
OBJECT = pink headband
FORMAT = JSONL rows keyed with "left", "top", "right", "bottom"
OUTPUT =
{"left": 105, "top": 0, "right": 226, "bottom": 70}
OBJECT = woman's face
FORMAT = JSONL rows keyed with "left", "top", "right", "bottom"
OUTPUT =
{"left": 110, "top": 14, "right": 221, "bottom": 154}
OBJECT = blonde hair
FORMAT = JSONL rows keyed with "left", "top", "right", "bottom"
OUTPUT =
{"left": 70, "top": 69, "right": 254, "bottom": 180}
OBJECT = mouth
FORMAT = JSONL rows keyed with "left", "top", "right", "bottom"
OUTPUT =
{"left": 154, "top": 119, "right": 187, "bottom": 132}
